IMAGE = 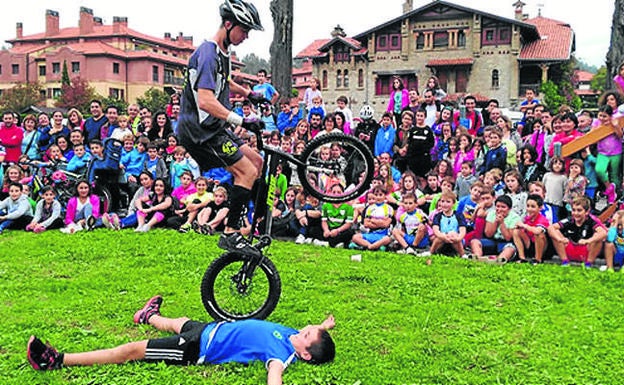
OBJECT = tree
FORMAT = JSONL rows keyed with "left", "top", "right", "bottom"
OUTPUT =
{"left": 270, "top": 0, "right": 293, "bottom": 101}
{"left": 61, "top": 60, "right": 71, "bottom": 87}
{"left": 136, "top": 88, "right": 170, "bottom": 114}
{"left": 607, "top": 0, "right": 624, "bottom": 90}
{"left": 56, "top": 76, "right": 98, "bottom": 112}
{"left": 100, "top": 95, "right": 128, "bottom": 114}
{"left": 0, "top": 82, "right": 44, "bottom": 112}
{"left": 240, "top": 53, "right": 270, "bottom": 76}
{"left": 591, "top": 66, "right": 608, "bottom": 93}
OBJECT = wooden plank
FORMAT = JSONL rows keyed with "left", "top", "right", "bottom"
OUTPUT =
{"left": 561, "top": 117, "right": 624, "bottom": 157}
{"left": 599, "top": 202, "right": 618, "bottom": 224}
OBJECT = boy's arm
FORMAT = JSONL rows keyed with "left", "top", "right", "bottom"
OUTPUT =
{"left": 267, "top": 360, "right": 284, "bottom": 385}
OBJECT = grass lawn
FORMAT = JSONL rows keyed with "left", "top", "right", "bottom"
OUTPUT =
{"left": 2, "top": 229, "right": 623, "bottom": 384}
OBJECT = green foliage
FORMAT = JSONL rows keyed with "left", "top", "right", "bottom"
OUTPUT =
{"left": 540, "top": 80, "right": 566, "bottom": 111}
{"left": 55, "top": 77, "right": 98, "bottom": 112}
{"left": 2, "top": 230, "right": 624, "bottom": 384}
{"left": 240, "top": 53, "right": 271, "bottom": 76}
{"left": 291, "top": 88, "right": 299, "bottom": 98}
{"left": 136, "top": 88, "right": 170, "bottom": 114}
{"left": 0, "top": 81, "right": 44, "bottom": 112}
{"left": 99, "top": 95, "right": 129, "bottom": 114}
{"left": 591, "top": 66, "right": 608, "bottom": 93}
{"left": 61, "top": 60, "right": 70, "bottom": 87}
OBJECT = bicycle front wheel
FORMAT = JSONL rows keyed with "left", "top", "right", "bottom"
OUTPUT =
{"left": 201, "top": 252, "right": 281, "bottom": 321}
{"left": 298, "top": 133, "right": 374, "bottom": 202}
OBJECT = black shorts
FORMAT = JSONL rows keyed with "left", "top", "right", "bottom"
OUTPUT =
{"left": 179, "top": 128, "right": 244, "bottom": 171}
{"left": 144, "top": 320, "right": 208, "bottom": 365}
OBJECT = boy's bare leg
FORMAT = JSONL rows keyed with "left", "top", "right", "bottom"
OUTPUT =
{"left": 498, "top": 245, "right": 516, "bottom": 262}
{"left": 587, "top": 241, "right": 603, "bottom": 264}
{"left": 469, "top": 239, "right": 483, "bottom": 257}
{"left": 451, "top": 240, "right": 465, "bottom": 256}
{"left": 512, "top": 230, "right": 529, "bottom": 260}
{"left": 534, "top": 232, "right": 546, "bottom": 262}
{"left": 149, "top": 315, "right": 191, "bottom": 334}
{"left": 392, "top": 229, "right": 408, "bottom": 249}
{"left": 63, "top": 340, "right": 148, "bottom": 366}
{"left": 551, "top": 239, "right": 568, "bottom": 261}
{"left": 413, "top": 226, "right": 427, "bottom": 248}
{"left": 369, "top": 236, "right": 391, "bottom": 250}
{"left": 429, "top": 237, "right": 444, "bottom": 254}
{"left": 604, "top": 243, "right": 615, "bottom": 269}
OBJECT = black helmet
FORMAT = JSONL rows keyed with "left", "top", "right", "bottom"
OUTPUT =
{"left": 220, "top": 0, "right": 264, "bottom": 31}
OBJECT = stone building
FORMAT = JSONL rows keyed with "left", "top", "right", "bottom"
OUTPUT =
{"left": 0, "top": 7, "right": 195, "bottom": 106}
{"left": 294, "top": 0, "right": 575, "bottom": 114}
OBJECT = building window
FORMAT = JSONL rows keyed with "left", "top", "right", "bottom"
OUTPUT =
{"left": 52, "top": 62, "right": 60, "bottom": 74}
{"left": 39, "top": 90, "right": 46, "bottom": 99}
{"left": 39, "top": 65, "right": 46, "bottom": 76}
{"left": 336, "top": 70, "right": 342, "bottom": 88}
{"left": 113, "top": 62, "right": 120, "bottom": 74}
{"left": 390, "top": 34, "right": 400, "bottom": 49}
{"left": 458, "top": 30, "right": 466, "bottom": 47}
{"left": 433, "top": 31, "right": 449, "bottom": 48}
{"left": 491, "top": 69, "right": 500, "bottom": 88}
{"left": 343, "top": 70, "right": 349, "bottom": 88}
{"left": 0, "top": 65, "right": 2, "bottom": 75}
{"left": 164, "top": 69, "right": 174, "bottom": 84}
{"left": 358, "top": 69, "right": 364, "bottom": 88}
{"left": 335, "top": 51, "right": 350, "bottom": 63}
{"left": 109, "top": 88, "right": 125, "bottom": 100}
{"left": 377, "top": 35, "right": 387, "bottom": 50}
{"left": 322, "top": 70, "right": 328, "bottom": 89}
{"left": 152, "top": 66, "right": 159, "bottom": 82}
{"left": 52, "top": 88, "right": 62, "bottom": 98}
{"left": 377, "top": 33, "right": 401, "bottom": 51}
{"left": 12, "top": 64, "right": 19, "bottom": 75}
{"left": 71, "top": 61, "right": 80, "bottom": 74}
{"left": 482, "top": 27, "right": 512, "bottom": 46}
{"left": 416, "top": 34, "right": 425, "bottom": 50}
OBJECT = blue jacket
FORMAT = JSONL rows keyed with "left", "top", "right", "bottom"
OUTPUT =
{"left": 66, "top": 152, "right": 92, "bottom": 174}
{"left": 374, "top": 125, "right": 396, "bottom": 158}
{"left": 121, "top": 148, "right": 148, "bottom": 177}
{"left": 277, "top": 110, "right": 302, "bottom": 135}
{"left": 479, "top": 145, "right": 507, "bottom": 175}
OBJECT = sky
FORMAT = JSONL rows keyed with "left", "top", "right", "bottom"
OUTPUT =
{"left": 0, "top": 0, "right": 614, "bottom": 68}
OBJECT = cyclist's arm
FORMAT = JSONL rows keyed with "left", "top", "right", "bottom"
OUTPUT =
{"left": 228, "top": 80, "right": 252, "bottom": 102}
{"left": 198, "top": 88, "right": 248, "bottom": 124}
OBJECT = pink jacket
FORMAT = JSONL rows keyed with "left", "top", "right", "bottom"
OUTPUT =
{"left": 548, "top": 130, "right": 582, "bottom": 157}
{"left": 387, "top": 89, "right": 409, "bottom": 113}
{"left": 64, "top": 195, "right": 101, "bottom": 225}
{"left": 0, "top": 124, "right": 24, "bottom": 163}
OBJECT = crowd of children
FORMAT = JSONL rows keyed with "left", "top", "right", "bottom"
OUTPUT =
{"left": 1, "top": 86, "right": 623, "bottom": 271}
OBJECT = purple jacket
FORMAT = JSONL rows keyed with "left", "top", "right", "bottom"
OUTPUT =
{"left": 387, "top": 89, "right": 409, "bottom": 113}
{"left": 64, "top": 195, "right": 101, "bottom": 225}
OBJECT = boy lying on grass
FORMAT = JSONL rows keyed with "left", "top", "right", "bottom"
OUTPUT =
{"left": 27, "top": 296, "right": 335, "bottom": 385}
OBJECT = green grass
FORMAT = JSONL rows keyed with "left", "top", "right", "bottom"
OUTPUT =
{"left": 2, "top": 229, "right": 623, "bottom": 384}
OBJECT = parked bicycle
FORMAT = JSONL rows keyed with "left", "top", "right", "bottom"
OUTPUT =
{"left": 200, "top": 121, "right": 374, "bottom": 321}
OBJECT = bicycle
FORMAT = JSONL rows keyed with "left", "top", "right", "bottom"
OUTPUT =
{"left": 200, "top": 121, "right": 375, "bottom": 321}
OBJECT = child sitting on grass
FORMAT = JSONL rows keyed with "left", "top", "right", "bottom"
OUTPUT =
{"left": 0, "top": 182, "right": 33, "bottom": 234}
{"left": 426, "top": 190, "right": 467, "bottom": 258}
{"left": 469, "top": 195, "right": 520, "bottom": 263}
{"left": 512, "top": 194, "right": 549, "bottom": 264}
{"left": 391, "top": 192, "right": 429, "bottom": 255}
{"left": 350, "top": 186, "right": 393, "bottom": 251}
{"left": 548, "top": 196, "right": 607, "bottom": 268}
{"left": 25, "top": 186, "right": 63, "bottom": 233}
{"left": 27, "top": 296, "right": 335, "bottom": 385}
{"left": 317, "top": 183, "right": 355, "bottom": 248}
{"left": 603, "top": 210, "right": 624, "bottom": 273}
{"left": 464, "top": 187, "right": 496, "bottom": 245}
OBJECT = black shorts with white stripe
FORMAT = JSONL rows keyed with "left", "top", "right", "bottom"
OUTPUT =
{"left": 144, "top": 320, "right": 207, "bottom": 365}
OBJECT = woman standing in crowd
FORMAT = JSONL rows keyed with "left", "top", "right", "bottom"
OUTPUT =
{"left": 21, "top": 114, "right": 41, "bottom": 161}
{"left": 423, "top": 75, "right": 447, "bottom": 101}
{"left": 387, "top": 76, "right": 409, "bottom": 128}
{"left": 67, "top": 108, "right": 85, "bottom": 131}
{"left": 147, "top": 112, "right": 173, "bottom": 142}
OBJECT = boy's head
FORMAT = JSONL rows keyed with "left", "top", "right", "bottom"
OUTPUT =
{"left": 526, "top": 194, "right": 544, "bottom": 218}
{"left": 8, "top": 182, "right": 23, "bottom": 199}
{"left": 336, "top": 95, "right": 348, "bottom": 108}
{"left": 174, "top": 145, "right": 187, "bottom": 161}
{"left": 381, "top": 112, "right": 393, "bottom": 127}
{"left": 118, "top": 114, "right": 129, "bottom": 128}
{"left": 440, "top": 176, "right": 455, "bottom": 192}
{"left": 461, "top": 160, "right": 474, "bottom": 177}
{"left": 146, "top": 144, "right": 159, "bottom": 159}
{"left": 293, "top": 326, "right": 335, "bottom": 365}
{"left": 438, "top": 190, "right": 457, "bottom": 212}
{"left": 494, "top": 195, "right": 513, "bottom": 216}
{"left": 470, "top": 181, "right": 484, "bottom": 200}
{"left": 312, "top": 95, "right": 322, "bottom": 106}
{"left": 137, "top": 136, "right": 150, "bottom": 152}
{"left": 73, "top": 143, "right": 86, "bottom": 158}
{"left": 528, "top": 181, "right": 546, "bottom": 198}
{"left": 402, "top": 192, "right": 417, "bottom": 212}
{"left": 371, "top": 186, "right": 386, "bottom": 203}
{"left": 426, "top": 172, "right": 439, "bottom": 189}
{"left": 89, "top": 139, "right": 103, "bottom": 156}
{"left": 488, "top": 129, "right": 502, "bottom": 148}
{"left": 479, "top": 187, "right": 495, "bottom": 207}
{"left": 122, "top": 134, "right": 135, "bottom": 150}
{"left": 571, "top": 196, "right": 591, "bottom": 217}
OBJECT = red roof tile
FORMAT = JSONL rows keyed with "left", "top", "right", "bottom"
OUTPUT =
{"left": 426, "top": 58, "right": 474, "bottom": 67}
{"left": 295, "top": 37, "right": 366, "bottom": 59}
{"left": 574, "top": 70, "right": 594, "bottom": 82}
{"left": 519, "top": 16, "right": 574, "bottom": 61}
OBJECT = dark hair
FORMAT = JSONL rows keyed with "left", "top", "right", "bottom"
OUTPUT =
{"left": 74, "top": 179, "right": 91, "bottom": 196}
{"left": 559, "top": 111, "right": 578, "bottom": 127}
{"left": 257, "top": 69, "right": 268, "bottom": 76}
{"left": 598, "top": 90, "right": 624, "bottom": 107}
{"left": 39, "top": 185, "right": 56, "bottom": 196}
{"left": 463, "top": 95, "right": 477, "bottom": 104}
{"left": 106, "top": 105, "right": 119, "bottom": 114}
{"left": 495, "top": 194, "right": 513, "bottom": 208}
{"left": 336, "top": 95, "right": 348, "bottom": 104}
{"left": 323, "top": 113, "right": 337, "bottom": 129}
{"left": 521, "top": 144, "right": 538, "bottom": 163}
{"left": 305, "top": 330, "right": 335, "bottom": 365}
{"left": 90, "top": 99, "right": 102, "bottom": 107}
{"left": 527, "top": 194, "right": 544, "bottom": 207}
{"left": 8, "top": 181, "right": 23, "bottom": 191}
{"left": 391, "top": 76, "right": 404, "bottom": 90}
{"left": 153, "top": 177, "right": 171, "bottom": 196}
{"left": 598, "top": 104, "right": 614, "bottom": 116}
{"left": 333, "top": 111, "right": 346, "bottom": 128}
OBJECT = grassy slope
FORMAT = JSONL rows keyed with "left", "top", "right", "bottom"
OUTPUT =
{"left": 1, "top": 229, "right": 623, "bottom": 385}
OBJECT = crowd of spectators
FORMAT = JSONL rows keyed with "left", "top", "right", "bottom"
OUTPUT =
{"left": 1, "top": 73, "right": 624, "bottom": 272}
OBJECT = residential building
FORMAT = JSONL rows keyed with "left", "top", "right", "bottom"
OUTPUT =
{"left": 0, "top": 7, "right": 194, "bottom": 106}
{"left": 295, "top": 0, "right": 575, "bottom": 113}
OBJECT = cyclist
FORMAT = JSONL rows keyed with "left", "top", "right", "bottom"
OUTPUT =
{"left": 177, "top": 0, "right": 266, "bottom": 257}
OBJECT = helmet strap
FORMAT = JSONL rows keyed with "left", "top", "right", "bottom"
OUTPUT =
{"left": 223, "top": 20, "right": 234, "bottom": 49}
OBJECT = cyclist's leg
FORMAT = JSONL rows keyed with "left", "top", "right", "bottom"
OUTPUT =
{"left": 224, "top": 153, "right": 260, "bottom": 233}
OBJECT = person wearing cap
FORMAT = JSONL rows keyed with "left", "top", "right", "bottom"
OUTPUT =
{"left": 177, "top": 0, "right": 267, "bottom": 257}
{"left": 468, "top": 194, "right": 521, "bottom": 263}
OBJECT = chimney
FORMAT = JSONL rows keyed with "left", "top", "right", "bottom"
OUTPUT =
{"left": 16, "top": 22, "right": 23, "bottom": 39}
{"left": 94, "top": 17, "right": 103, "bottom": 26}
{"left": 403, "top": 0, "right": 413, "bottom": 14}
{"left": 45, "top": 10, "right": 60, "bottom": 37}
{"left": 513, "top": 0, "right": 526, "bottom": 21}
{"left": 79, "top": 7, "right": 94, "bottom": 35}
{"left": 164, "top": 32, "right": 171, "bottom": 40}
{"left": 330, "top": 25, "right": 346, "bottom": 38}
{"left": 113, "top": 16, "right": 128, "bottom": 33}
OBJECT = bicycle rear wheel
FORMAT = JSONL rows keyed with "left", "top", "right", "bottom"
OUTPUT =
{"left": 298, "top": 133, "right": 374, "bottom": 202}
{"left": 201, "top": 252, "right": 281, "bottom": 321}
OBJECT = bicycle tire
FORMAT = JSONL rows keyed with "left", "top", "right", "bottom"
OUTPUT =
{"left": 201, "top": 252, "right": 281, "bottom": 321}
{"left": 93, "top": 185, "right": 112, "bottom": 214}
{"left": 297, "top": 133, "right": 374, "bottom": 202}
